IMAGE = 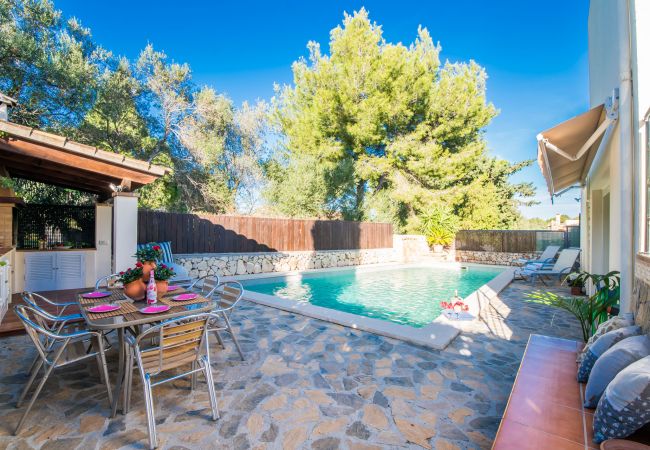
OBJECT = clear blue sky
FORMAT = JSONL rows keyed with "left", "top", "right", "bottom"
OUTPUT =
{"left": 57, "top": 0, "right": 589, "bottom": 219}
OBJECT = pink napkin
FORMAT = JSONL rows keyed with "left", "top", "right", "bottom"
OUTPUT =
{"left": 82, "top": 291, "right": 111, "bottom": 299}
{"left": 140, "top": 305, "right": 171, "bottom": 314}
{"left": 167, "top": 285, "right": 181, "bottom": 291}
{"left": 87, "top": 304, "right": 120, "bottom": 313}
{"left": 172, "top": 293, "right": 198, "bottom": 301}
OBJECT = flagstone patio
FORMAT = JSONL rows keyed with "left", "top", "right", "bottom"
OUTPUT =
{"left": 0, "top": 279, "right": 582, "bottom": 450}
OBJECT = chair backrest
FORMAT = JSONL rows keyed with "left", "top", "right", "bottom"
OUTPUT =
{"left": 95, "top": 273, "right": 122, "bottom": 290}
{"left": 215, "top": 281, "right": 244, "bottom": 312}
{"left": 552, "top": 248, "right": 581, "bottom": 272}
{"left": 538, "top": 245, "right": 561, "bottom": 262}
{"left": 14, "top": 304, "right": 65, "bottom": 364}
{"left": 136, "top": 241, "right": 174, "bottom": 264}
{"left": 193, "top": 276, "right": 220, "bottom": 298}
{"left": 21, "top": 292, "right": 67, "bottom": 322}
{"left": 134, "top": 314, "right": 211, "bottom": 376}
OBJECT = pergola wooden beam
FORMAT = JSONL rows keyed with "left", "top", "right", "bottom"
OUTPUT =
{"left": 0, "top": 119, "right": 169, "bottom": 196}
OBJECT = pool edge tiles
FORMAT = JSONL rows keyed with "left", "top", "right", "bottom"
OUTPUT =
{"left": 231, "top": 263, "right": 516, "bottom": 350}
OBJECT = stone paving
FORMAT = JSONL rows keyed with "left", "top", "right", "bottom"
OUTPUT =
{"left": 0, "top": 279, "right": 583, "bottom": 450}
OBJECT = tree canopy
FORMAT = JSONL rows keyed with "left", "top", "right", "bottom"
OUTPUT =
{"left": 1, "top": 2, "right": 535, "bottom": 230}
{"left": 267, "top": 9, "right": 535, "bottom": 230}
{"left": 0, "top": 0, "right": 269, "bottom": 212}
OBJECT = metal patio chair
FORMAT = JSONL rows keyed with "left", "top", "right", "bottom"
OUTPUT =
{"left": 21, "top": 292, "right": 86, "bottom": 375}
{"left": 13, "top": 304, "right": 112, "bottom": 435}
{"left": 95, "top": 273, "right": 123, "bottom": 290}
{"left": 123, "top": 313, "right": 219, "bottom": 449}
{"left": 185, "top": 275, "right": 220, "bottom": 298}
{"left": 22, "top": 291, "right": 79, "bottom": 318}
{"left": 208, "top": 281, "right": 245, "bottom": 361}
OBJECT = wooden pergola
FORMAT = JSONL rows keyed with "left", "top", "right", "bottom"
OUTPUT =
{"left": 0, "top": 120, "right": 169, "bottom": 199}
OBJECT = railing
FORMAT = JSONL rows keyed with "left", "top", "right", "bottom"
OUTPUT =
{"left": 455, "top": 229, "right": 571, "bottom": 253}
{"left": 137, "top": 210, "right": 394, "bottom": 253}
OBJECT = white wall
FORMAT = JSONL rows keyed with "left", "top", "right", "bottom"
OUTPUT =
{"left": 586, "top": 0, "right": 650, "bottom": 310}
{"left": 112, "top": 193, "right": 138, "bottom": 273}
{"left": 632, "top": 0, "right": 650, "bottom": 253}
{"left": 95, "top": 203, "right": 112, "bottom": 280}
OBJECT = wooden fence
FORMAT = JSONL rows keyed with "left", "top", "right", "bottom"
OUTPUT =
{"left": 137, "top": 210, "right": 394, "bottom": 254}
{"left": 455, "top": 230, "right": 569, "bottom": 253}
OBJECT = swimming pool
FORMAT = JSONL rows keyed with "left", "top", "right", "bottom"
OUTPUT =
{"left": 241, "top": 264, "right": 504, "bottom": 328}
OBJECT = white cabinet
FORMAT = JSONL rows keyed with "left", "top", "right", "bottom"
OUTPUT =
{"left": 24, "top": 252, "right": 86, "bottom": 292}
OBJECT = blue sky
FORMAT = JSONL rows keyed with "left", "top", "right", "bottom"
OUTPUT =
{"left": 57, "top": 0, "right": 589, "bottom": 219}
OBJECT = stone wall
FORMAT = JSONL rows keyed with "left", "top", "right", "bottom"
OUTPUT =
{"left": 632, "top": 254, "right": 650, "bottom": 333}
{"left": 392, "top": 234, "right": 430, "bottom": 262}
{"left": 455, "top": 250, "right": 539, "bottom": 266}
{"left": 176, "top": 248, "right": 398, "bottom": 278}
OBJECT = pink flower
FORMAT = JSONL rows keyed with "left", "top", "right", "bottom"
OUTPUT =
{"left": 152, "top": 245, "right": 161, "bottom": 251}
{"left": 135, "top": 262, "right": 143, "bottom": 268}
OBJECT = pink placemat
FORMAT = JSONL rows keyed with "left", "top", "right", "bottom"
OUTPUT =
{"left": 172, "top": 293, "right": 198, "bottom": 301}
{"left": 87, "top": 304, "right": 120, "bottom": 313}
{"left": 84, "top": 300, "right": 138, "bottom": 319}
{"left": 140, "top": 305, "right": 171, "bottom": 314}
{"left": 82, "top": 291, "right": 112, "bottom": 299}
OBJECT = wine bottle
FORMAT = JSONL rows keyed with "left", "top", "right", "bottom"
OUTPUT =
{"left": 146, "top": 270, "right": 157, "bottom": 304}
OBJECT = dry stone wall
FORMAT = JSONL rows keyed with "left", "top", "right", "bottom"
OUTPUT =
{"left": 176, "top": 248, "right": 398, "bottom": 278}
{"left": 455, "top": 250, "right": 539, "bottom": 266}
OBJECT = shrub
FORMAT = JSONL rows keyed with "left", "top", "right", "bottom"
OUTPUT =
{"left": 420, "top": 206, "right": 459, "bottom": 247}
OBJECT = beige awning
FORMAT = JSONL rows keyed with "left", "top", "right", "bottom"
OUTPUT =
{"left": 537, "top": 103, "right": 614, "bottom": 196}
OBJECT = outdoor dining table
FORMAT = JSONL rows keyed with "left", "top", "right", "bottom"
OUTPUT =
{"left": 76, "top": 287, "right": 215, "bottom": 417}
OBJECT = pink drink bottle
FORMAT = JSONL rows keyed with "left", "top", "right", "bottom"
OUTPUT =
{"left": 146, "top": 270, "right": 157, "bottom": 304}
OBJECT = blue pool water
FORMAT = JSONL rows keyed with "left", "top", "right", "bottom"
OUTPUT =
{"left": 241, "top": 265, "right": 503, "bottom": 328}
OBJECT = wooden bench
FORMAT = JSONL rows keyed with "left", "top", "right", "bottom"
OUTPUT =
{"left": 494, "top": 334, "right": 650, "bottom": 449}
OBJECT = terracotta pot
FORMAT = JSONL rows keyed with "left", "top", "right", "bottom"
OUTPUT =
{"left": 155, "top": 280, "right": 169, "bottom": 296}
{"left": 571, "top": 286, "right": 583, "bottom": 296}
{"left": 124, "top": 280, "right": 146, "bottom": 300}
{"left": 141, "top": 261, "right": 157, "bottom": 282}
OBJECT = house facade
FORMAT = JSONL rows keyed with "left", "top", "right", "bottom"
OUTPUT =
{"left": 537, "top": 0, "right": 649, "bottom": 313}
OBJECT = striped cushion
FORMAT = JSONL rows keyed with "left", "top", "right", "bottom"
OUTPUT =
{"left": 137, "top": 241, "right": 174, "bottom": 264}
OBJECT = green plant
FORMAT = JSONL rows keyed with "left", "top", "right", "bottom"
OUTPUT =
{"left": 564, "top": 271, "right": 584, "bottom": 288}
{"left": 0, "top": 176, "right": 15, "bottom": 190}
{"left": 526, "top": 270, "right": 620, "bottom": 342}
{"left": 420, "top": 207, "right": 460, "bottom": 247}
{"left": 118, "top": 267, "right": 143, "bottom": 285}
{"left": 153, "top": 263, "right": 175, "bottom": 281}
{"left": 134, "top": 243, "right": 163, "bottom": 262}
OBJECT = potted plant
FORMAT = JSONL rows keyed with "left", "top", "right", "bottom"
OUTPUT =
{"left": 420, "top": 206, "right": 459, "bottom": 253}
{"left": 134, "top": 243, "right": 163, "bottom": 282}
{"left": 564, "top": 271, "right": 585, "bottom": 295}
{"left": 153, "top": 263, "right": 175, "bottom": 296}
{"left": 526, "top": 270, "right": 620, "bottom": 342}
{"left": 119, "top": 266, "right": 145, "bottom": 300}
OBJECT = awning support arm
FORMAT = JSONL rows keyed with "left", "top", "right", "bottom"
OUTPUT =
{"left": 539, "top": 116, "right": 615, "bottom": 161}
{"left": 537, "top": 89, "right": 619, "bottom": 162}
